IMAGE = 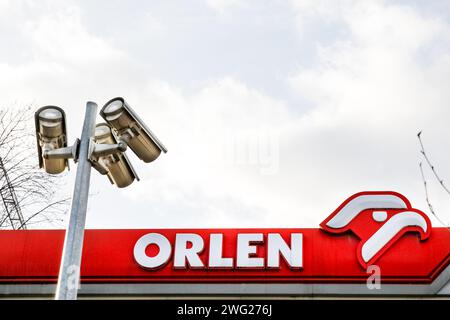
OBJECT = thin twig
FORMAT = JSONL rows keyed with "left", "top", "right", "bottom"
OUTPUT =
{"left": 417, "top": 131, "right": 450, "bottom": 228}
{"left": 0, "top": 107, "right": 69, "bottom": 229}
{"left": 417, "top": 131, "right": 450, "bottom": 195}
{"left": 419, "top": 162, "right": 449, "bottom": 227}
{"left": 18, "top": 197, "right": 71, "bottom": 229}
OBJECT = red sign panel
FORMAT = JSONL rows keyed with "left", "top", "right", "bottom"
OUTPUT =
{"left": 0, "top": 192, "right": 448, "bottom": 284}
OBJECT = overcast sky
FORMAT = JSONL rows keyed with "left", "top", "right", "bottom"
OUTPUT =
{"left": 1, "top": 0, "right": 450, "bottom": 229}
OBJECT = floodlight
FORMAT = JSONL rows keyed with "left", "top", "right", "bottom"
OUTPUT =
{"left": 34, "top": 100, "right": 167, "bottom": 300}
{"left": 100, "top": 97, "right": 167, "bottom": 163}
{"left": 93, "top": 123, "right": 139, "bottom": 188}
{"left": 35, "top": 106, "right": 69, "bottom": 174}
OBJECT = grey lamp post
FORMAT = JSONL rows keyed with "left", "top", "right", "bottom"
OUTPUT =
{"left": 34, "top": 98, "right": 167, "bottom": 300}
{"left": 55, "top": 102, "right": 97, "bottom": 300}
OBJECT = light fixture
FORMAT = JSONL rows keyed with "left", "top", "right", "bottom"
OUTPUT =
{"left": 92, "top": 123, "right": 139, "bottom": 188}
{"left": 35, "top": 106, "right": 69, "bottom": 174}
{"left": 100, "top": 97, "right": 167, "bottom": 163}
{"left": 35, "top": 98, "right": 167, "bottom": 300}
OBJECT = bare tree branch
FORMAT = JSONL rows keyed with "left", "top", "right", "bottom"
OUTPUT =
{"left": 0, "top": 106, "right": 69, "bottom": 229}
{"left": 417, "top": 131, "right": 450, "bottom": 195}
{"left": 417, "top": 131, "right": 450, "bottom": 228}
{"left": 419, "top": 162, "right": 449, "bottom": 227}
{"left": 18, "top": 197, "right": 71, "bottom": 229}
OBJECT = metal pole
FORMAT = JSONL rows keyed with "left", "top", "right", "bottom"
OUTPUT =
{"left": 55, "top": 102, "right": 97, "bottom": 300}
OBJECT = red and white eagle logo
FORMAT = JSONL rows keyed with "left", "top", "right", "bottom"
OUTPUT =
{"left": 320, "top": 191, "right": 432, "bottom": 269}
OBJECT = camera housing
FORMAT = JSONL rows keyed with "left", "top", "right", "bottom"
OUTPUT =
{"left": 100, "top": 97, "right": 167, "bottom": 163}
{"left": 35, "top": 106, "right": 69, "bottom": 174}
{"left": 93, "top": 123, "right": 139, "bottom": 188}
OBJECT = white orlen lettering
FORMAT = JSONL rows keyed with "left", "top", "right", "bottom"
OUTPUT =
{"left": 267, "top": 233, "right": 303, "bottom": 269}
{"left": 208, "top": 234, "right": 233, "bottom": 268}
{"left": 133, "top": 233, "right": 172, "bottom": 269}
{"left": 236, "top": 233, "right": 264, "bottom": 268}
{"left": 174, "top": 233, "right": 205, "bottom": 268}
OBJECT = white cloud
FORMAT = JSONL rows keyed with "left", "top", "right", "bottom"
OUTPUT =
{"left": 0, "top": 0, "right": 128, "bottom": 109}
{"left": 1, "top": 0, "right": 449, "bottom": 229}
{"left": 110, "top": 77, "right": 294, "bottom": 228}
{"left": 25, "top": 7, "right": 124, "bottom": 64}
{"left": 288, "top": 0, "right": 450, "bottom": 225}
{"left": 205, "top": 0, "right": 246, "bottom": 13}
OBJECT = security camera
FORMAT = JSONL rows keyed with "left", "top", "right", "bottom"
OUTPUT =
{"left": 93, "top": 123, "right": 139, "bottom": 188}
{"left": 35, "top": 106, "right": 69, "bottom": 174}
{"left": 100, "top": 97, "right": 167, "bottom": 163}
